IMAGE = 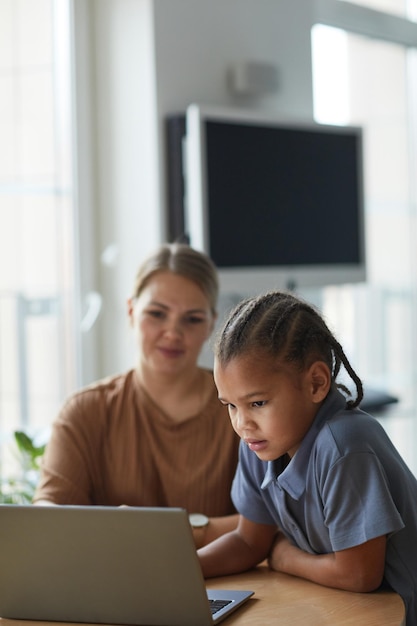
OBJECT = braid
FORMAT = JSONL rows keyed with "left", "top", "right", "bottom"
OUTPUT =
{"left": 215, "top": 290, "right": 364, "bottom": 410}
{"left": 218, "top": 297, "right": 261, "bottom": 359}
{"left": 328, "top": 336, "right": 363, "bottom": 408}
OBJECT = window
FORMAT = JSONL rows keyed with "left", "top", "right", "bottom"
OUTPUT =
{"left": 0, "top": 0, "right": 78, "bottom": 478}
{"left": 336, "top": 0, "right": 417, "bottom": 21}
{"left": 312, "top": 24, "right": 417, "bottom": 474}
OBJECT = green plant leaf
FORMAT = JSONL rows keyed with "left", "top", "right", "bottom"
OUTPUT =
{"left": 0, "top": 430, "right": 46, "bottom": 502}
{"left": 14, "top": 431, "right": 46, "bottom": 470}
{"left": 14, "top": 431, "right": 45, "bottom": 457}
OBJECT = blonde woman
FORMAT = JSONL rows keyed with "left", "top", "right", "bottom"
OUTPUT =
{"left": 34, "top": 243, "right": 239, "bottom": 547}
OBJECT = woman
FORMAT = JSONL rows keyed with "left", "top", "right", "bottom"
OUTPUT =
{"left": 34, "top": 243, "right": 240, "bottom": 547}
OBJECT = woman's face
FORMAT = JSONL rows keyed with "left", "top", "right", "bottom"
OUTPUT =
{"left": 128, "top": 271, "right": 215, "bottom": 376}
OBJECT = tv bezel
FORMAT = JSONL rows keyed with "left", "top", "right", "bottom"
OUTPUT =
{"left": 184, "top": 103, "right": 366, "bottom": 294}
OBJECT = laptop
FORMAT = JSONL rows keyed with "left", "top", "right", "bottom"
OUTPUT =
{"left": 0, "top": 505, "right": 253, "bottom": 626}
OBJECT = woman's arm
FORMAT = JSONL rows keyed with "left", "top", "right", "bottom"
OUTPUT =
{"left": 32, "top": 395, "right": 98, "bottom": 505}
{"left": 198, "top": 515, "right": 277, "bottom": 578}
{"left": 268, "top": 531, "right": 387, "bottom": 592}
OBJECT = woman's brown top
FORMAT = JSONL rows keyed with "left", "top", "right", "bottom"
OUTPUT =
{"left": 33, "top": 369, "right": 239, "bottom": 515}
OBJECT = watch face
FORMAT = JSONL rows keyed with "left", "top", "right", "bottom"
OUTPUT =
{"left": 189, "top": 513, "right": 209, "bottom": 528}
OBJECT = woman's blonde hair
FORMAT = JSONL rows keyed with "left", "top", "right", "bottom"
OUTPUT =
{"left": 132, "top": 243, "right": 219, "bottom": 315}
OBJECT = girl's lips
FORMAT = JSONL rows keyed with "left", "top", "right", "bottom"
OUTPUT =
{"left": 245, "top": 439, "right": 268, "bottom": 452}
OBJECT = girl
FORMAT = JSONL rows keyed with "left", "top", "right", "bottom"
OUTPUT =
{"left": 199, "top": 290, "right": 417, "bottom": 626}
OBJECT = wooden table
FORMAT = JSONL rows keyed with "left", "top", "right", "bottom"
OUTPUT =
{"left": 0, "top": 564, "right": 405, "bottom": 626}
{"left": 207, "top": 563, "right": 405, "bottom": 625}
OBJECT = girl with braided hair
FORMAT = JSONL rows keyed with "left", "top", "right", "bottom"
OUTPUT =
{"left": 198, "top": 290, "right": 417, "bottom": 626}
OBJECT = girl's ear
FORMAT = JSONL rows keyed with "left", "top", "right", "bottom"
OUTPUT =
{"left": 308, "top": 361, "right": 331, "bottom": 403}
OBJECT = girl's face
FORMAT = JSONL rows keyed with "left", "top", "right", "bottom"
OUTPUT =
{"left": 128, "top": 271, "right": 215, "bottom": 376}
{"left": 214, "top": 353, "right": 330, "bottom": 460}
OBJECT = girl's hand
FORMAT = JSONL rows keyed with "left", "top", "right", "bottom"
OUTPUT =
{"left": 267, "top": 531, "right": 294, "bottom": 572}
{"left": 267, "top": 530, "right": 386, "bottom": 593}
{"left": 198, "top": 515, "right": 277, "bottom": 579}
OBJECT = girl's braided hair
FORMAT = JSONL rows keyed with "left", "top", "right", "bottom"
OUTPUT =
{"left": 215, "top": 291, "right": 363, "bottom": 409}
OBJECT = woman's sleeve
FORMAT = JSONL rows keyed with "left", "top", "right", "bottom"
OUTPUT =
{"left": 33, "top": 392, "right": 102, "bottom": 505}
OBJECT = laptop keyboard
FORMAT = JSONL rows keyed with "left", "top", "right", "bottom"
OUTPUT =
{"left": 209, "top": 599, "right": 233, "bottom": 615}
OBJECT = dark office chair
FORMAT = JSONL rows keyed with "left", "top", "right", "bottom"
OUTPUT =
{"left": 360, "top": 386, "right": 399, "bottom": 415}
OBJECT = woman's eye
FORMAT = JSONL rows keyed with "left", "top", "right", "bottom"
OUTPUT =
{"left": 186, "top": 316, "right": 205, "bottom": 325}
{"left": 147, "top": 309, "right": 164, "bottom": 319}
{"left": 252, "top": 401, "right": 266, "bottom": 408}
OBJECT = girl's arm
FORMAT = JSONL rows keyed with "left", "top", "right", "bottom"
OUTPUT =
{"left": 193, "top": 514, "right": 240, "bottom": 549}
{"left": 268, "top": 531, "right": 387, "bottom": 592}
{"left": 198, "top": 515, "right": 277, "bottom": 578}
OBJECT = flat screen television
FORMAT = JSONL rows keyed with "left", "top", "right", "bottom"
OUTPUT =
{"left": 179, "top": 104, "right": 366, "bottom": 293}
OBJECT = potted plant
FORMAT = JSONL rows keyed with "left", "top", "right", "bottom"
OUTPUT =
{"left": 0, "top": 431, "right": 46, "bottom": 504}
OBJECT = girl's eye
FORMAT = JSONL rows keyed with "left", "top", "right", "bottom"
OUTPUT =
{"left": 220, "top": 401, "right": 235, "bottom": 410}
{"left": 252, "top": 401, "right": 266, "bottom": 408}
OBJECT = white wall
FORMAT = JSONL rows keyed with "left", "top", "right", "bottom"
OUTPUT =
{"left": 80, "top": 0, "right": 319, "bottom": 380}
{"left": 151, "top": 0, "right": 315, "bottom": 115}
{"left": 77, "top": 0, "right": 162, "bottom": 380}
{"left": 78, "top": 0, "right": 417, "bottom": 380}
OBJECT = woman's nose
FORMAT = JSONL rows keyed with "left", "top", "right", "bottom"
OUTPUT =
{"left": 163, "top": 318, "right": 182, "bottom": 337}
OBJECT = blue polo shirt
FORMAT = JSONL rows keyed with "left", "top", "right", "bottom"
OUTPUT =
{"left": 231, "top": 388, "right": 417, "bottom": 626}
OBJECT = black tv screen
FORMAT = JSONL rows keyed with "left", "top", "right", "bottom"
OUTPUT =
{"left": 169, "top": 104, "right": 366, "bottom": 293}
{"left": 206, "top": 120, "right": 361, "bottom": 266}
